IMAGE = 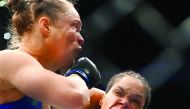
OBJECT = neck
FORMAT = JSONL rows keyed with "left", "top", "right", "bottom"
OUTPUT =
{"left": 19, "top": 34, "right": 65, "bottom": 72}
{"left": 18, "top": 45, "right": 58, "bottom": 72}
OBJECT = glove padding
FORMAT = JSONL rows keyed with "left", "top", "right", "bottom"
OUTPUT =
{"left": 64, "top": 57, "right": 101, "bottom": 89}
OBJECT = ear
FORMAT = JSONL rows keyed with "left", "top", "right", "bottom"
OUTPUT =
{"left": 39, "top": 16, "right": 50, "bottom": 37}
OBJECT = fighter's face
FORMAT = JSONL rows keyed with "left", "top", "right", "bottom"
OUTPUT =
{"left": 47, "top": 3, "right": 84, "bottom": 69}
{"left": 100, "top": 76, "right": 146, "bottom": 109}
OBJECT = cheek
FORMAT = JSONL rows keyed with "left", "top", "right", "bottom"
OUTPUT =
{"left": 66, "top": 31, "right": 77, "bottom": 42}
{"left": 65, "top": 33, "right": 78, "bottom": 49}
{"left": 101, "top": 98, "right": 109, "bottom": 109}
{"left": 58, "top": 32, "right": 76, "bottom": 49}
{"left": 101, "top": 95, "right": 116, "bottom": 108}
{"left": 62, "top": 35, "right": 76, "bottom": 52}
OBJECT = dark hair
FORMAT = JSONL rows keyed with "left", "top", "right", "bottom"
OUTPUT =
{"left": 6, "top": 0, "right": 75, "bottom": 49}
{"left": 106, "top": 70, "right": 151, "bottom": 109}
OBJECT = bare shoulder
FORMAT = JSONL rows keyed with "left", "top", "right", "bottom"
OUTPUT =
{"left": 0, "top": 49, "right": 35, "bottom": 61}
{"left": 0, "top": 50, "right": 40, "bottom": 65}
{"left": 0, "top": 50, "right": 42, "bottom": 78}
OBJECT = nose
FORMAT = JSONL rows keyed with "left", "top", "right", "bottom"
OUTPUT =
{"left": 77, "top": 33, "right": 84, "bottom": 45}
{"left": 120, "top": 98, "right": 130, "bottom": 108}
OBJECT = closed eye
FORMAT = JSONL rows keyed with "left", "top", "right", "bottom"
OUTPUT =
{"left": 72, "top": 20, "right": 82, "bottom": 32}
{"left": 113, "top": 87, "right": 125, "bottom": 97}
{"left": 129, "top": 95, "right": 144, "bottom": 107}
{"left": 130, "top": 98, "right": 141, "bottom": 106}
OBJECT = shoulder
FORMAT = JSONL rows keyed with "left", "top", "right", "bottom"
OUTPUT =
{"left": 0, "top": 50, "right": 43, "bottom": 78}
{"left": 0, "top": 49, "right": 33, "bottom": 58}
{"left": 0, "top": 49, "right": 40, "bottom": 65}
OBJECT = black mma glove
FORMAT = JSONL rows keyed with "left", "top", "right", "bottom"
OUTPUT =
{"left": 64, "top": 57, "right": 101, "bottom": 89}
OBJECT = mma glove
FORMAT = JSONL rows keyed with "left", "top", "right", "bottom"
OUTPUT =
{"left": 64, "top": 57, "right": 101, "bottom": 89}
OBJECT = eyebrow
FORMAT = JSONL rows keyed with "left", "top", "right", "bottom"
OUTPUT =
{"left": 74, "top": 19, "right": 82, "bottom": 27}
{"left": 117, "top": 86, "right": 144, "bottom": 98}
{"left": 132, "top": 94, "right": 144, "bottom": 99}
{"left": 117, "top": 86, "right": 125, "bottom": 94}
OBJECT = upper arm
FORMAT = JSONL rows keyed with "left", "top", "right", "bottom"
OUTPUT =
{"left": 0, "top": 50, "right": 89, "bottom": 108}
{"left": 0, "top": 50, "right": 55, "bottom": 98}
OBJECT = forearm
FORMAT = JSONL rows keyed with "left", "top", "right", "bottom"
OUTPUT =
{"left": 48, "top": 74, "right": 90, "bottom": 109}
{"left": 50, "top": 88, "right": 104, "bottom": 109}
{"left": 9, "top": 68, "right": 89, "bottom": 109}
{"left": 64, "top": 74, "right": 90, "bottom": 108}
{"left": 66, "top": 74, "right": 89, "bottom": 91}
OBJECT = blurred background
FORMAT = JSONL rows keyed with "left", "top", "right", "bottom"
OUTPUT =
{"left": 0, "top": 0, "right": 190, "bottom": 109}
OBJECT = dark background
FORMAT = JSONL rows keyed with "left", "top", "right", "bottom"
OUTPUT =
{"left": 0, "top": 0, "right": 190, "bottom": 109}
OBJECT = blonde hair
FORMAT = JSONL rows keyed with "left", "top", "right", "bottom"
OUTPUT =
{"left": 6, "top": 0, "right": 75, "bottom": 49}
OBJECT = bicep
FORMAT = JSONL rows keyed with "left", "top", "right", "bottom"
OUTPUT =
{"left": 1, "top": 51, "right": 89, "bottom": 108}
{"left": 7, "top": 59, "right": 54, "bottom": 99}
{"left": 1, "top": 52, "right": 59, "bottom": 102}
{"left": 7, "top": 61, "right": 88, "bottom": 108}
